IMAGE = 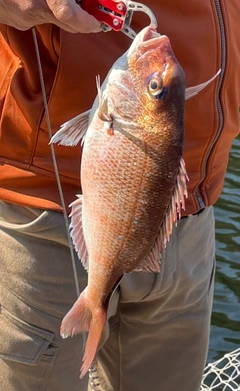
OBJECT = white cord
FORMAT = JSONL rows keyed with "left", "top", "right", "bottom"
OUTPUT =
{"left": 31, "top": 26, "right": 80, "bottom": 297}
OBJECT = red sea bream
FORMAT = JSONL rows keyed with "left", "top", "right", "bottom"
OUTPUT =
{"left": 51, "top": 26, "right": 220, "bottom": 378}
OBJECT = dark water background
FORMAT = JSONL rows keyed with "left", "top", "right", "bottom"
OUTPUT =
{"left": 208, "top": 134, "right": 240, "bottom": 363}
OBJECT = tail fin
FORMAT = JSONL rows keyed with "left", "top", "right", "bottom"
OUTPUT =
{"left": 60, "top": 289, "right": 106, "bottom": 379}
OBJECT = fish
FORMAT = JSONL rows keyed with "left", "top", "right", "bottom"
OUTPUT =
{"left": 51, "top": 26, "right": 220, "bottom": 378}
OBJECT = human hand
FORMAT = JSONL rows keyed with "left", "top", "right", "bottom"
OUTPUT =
{"left": 0, "top": 0, "right": 101, "bottom": 33}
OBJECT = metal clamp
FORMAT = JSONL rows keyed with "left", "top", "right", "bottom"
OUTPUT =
{"left": 77, "top": 0, "right": 157, "bottom": 39}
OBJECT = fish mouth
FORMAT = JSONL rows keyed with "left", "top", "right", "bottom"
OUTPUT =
{"left": 127, "top": 26, "right": 168, "bottom": 59}
{"left": 140, "top": 26, "right": 169, "bottom": 50}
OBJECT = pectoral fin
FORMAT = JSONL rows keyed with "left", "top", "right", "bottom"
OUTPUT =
{"left": 96, "top": 75, "right": 113, "bottom": 125}
{"left": 50, "top": 110, "right": 90, "bottom": 146}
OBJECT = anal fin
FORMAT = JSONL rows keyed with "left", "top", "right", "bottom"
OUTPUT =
{"left": 69, "top": 195, "right": 88, "bottom": 269}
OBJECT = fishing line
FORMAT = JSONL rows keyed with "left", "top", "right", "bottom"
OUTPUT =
{"left": 32, "top": 26, "right": 106, "bottom": 390}
{"left": 32, "top": 27, "right": 101, "bottom": 389}
{"left": 31, "top": 26, "right": 80, "bottom": 297}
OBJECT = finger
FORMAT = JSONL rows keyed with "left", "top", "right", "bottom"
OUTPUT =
{"left": 46, "top": 0, "right": 101, "bottom": 33}
{"left": 41, "top": 13, "right": 80, "bottom": 33}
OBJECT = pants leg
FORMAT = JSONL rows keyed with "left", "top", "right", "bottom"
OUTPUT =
{"left": 0, "top": 201, "right": 215, "bottom": 391}
{"left": 0, "top": 201, "right": 88, "bottom": 391}
{"left": 95, "top": 207, "right": 216, "bottom": 391}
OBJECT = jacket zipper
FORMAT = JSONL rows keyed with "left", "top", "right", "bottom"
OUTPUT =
{"left": 195, "top": 0, "right": 226, "bottom": 209}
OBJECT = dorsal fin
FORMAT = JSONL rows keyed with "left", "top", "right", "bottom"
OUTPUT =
{"left": 50, "top": 110, "right": 90, "bottom": 146}
{"left": 135, "top": 158, "right": 188, "bottom": 273}
{"left": 185, "top": 69, "right": 221, "bottom": 100}
{"left": 69, "top": 195, "right": 88, "bottom": 269}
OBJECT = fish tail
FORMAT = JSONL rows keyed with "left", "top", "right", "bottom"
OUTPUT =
{"left": 60, "top": 289, "right": 106, "bottom": 379}
{"left": 60, "top": 289, "right": 92, "bottom": 338}
{"left": 80, "top": 306, "right": 106, "bottom": 379}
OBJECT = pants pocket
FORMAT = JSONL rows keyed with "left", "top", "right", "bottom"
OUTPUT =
{"left": 0, "top": 306, "right": 58, "bottom": 391}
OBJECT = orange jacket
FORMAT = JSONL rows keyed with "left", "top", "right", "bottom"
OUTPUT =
{"left": 0, "top": 0, "right": 239, "bottom": 215}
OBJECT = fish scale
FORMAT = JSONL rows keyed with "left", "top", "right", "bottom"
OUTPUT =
{"left": 67, "top": 26, "right": 185, "bottom": 376}
{"left": 50, "top": 25, "right": 220, "bottom": 378}
{"left": 82, "top": 134, "right": 157, "bottom": 265}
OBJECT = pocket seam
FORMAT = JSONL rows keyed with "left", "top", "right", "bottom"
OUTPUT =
{"left": 0, "top": 306, "right": 55, "bottom": 365}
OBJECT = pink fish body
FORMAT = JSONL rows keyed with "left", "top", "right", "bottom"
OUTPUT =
{"left": 51, "top": 26, "right": 220, "bottom": 378}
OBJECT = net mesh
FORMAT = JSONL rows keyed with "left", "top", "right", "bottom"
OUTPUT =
{"left": 200, "top": 348, "right": 240, "bottom": 391}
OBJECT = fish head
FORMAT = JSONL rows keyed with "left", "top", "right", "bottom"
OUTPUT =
{"left": 107, "top": 26, "right": 185, "bottom": 140}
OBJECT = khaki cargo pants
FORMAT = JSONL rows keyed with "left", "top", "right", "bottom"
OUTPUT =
{"left": 0, "top": 201, "right": 215, "bottom": 391}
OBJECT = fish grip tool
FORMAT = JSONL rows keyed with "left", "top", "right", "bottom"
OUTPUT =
{"left": 76, "top": 0, "right": 158, "bottom": 39}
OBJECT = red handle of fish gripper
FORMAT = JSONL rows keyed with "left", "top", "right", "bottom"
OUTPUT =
{"left": 76, "top": 0, "right": 127, "bottom": 31}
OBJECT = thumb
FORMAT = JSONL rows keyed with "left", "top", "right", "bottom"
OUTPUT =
{"left": 46, "top": 0, "right": 102, "bottom": 33}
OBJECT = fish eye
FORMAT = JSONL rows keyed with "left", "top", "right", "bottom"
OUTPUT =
{"left": 147, "top": 73, "right": 165, "bottom": 98}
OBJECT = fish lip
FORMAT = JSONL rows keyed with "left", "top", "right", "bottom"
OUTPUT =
{"left": 127, "top": 26, "right": 168, "bottom": 59}
{"left": 140, "top": 26, "right": 169, "bottom": 49}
